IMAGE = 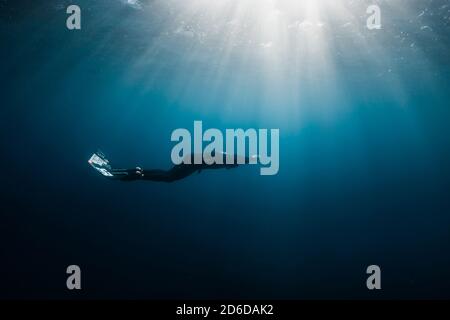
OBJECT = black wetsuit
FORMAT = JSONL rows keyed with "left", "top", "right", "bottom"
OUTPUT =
{"left": 110, "top": 154, "right": 244, "bottom": 183}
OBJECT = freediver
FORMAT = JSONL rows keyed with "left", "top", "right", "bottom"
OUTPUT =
{"left": 90, "top": 152, "right": 254, "bottom": 183}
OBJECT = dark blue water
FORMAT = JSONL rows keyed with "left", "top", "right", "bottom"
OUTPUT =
{"left": 1, "top": 0, "right": 450, "bottom": 299}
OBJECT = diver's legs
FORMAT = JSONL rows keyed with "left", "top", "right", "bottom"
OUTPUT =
{"left": 109, "top": 165, "right": 196, "bottom": 182}
{"left": 111, "top": 160, "right": 237, "bottom": 183}
{"left": 141, "top": 169, "right": 174, "bottom": 182}
{"left": 109, "top": 168, "right": 143, "bottom": 181}
{"left": 142, "top": 164, "right": 198, "bottom": 182}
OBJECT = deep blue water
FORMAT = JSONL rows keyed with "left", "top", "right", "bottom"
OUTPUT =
{"left": 1, "top": 0, "right": 450, "bottom": 299}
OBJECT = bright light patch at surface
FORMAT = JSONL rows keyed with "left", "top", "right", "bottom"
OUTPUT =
{"left": 104, "top": 0, "right": 449, "bottom": 127}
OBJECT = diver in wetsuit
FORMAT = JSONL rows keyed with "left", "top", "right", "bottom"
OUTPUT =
{"left": 107, "top": 153, "right": 253, "bottom": 183}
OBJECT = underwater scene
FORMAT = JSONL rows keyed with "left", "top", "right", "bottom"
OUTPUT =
{"left": 1, "top": 0, "right": 450, "bottom": 299}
